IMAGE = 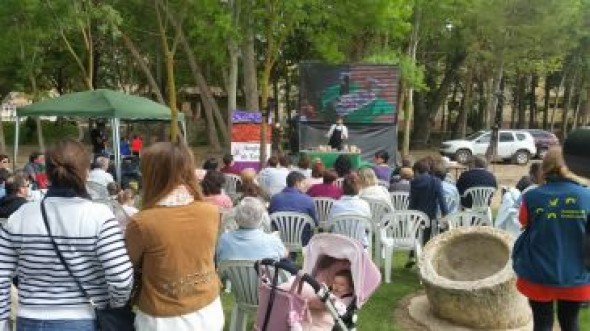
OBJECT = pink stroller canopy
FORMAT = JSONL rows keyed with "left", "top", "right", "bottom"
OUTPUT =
{"left": 303, "top": 233, "right": 381, "bottom": 307}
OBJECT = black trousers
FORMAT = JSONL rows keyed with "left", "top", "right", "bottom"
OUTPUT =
{"left": 529, "top": 299, "right": 581, "bottom": 331}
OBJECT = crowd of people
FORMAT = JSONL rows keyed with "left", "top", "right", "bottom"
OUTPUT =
{"left": 0, "top": 134, "right": 587, "bottom": 330}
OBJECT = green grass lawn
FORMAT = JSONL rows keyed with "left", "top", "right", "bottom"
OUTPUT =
{"left": 220, "top": 253, "right": 590, "bottom": 330}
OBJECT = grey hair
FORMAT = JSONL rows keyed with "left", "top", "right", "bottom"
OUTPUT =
{"left": 235, "top": 197, "right": 266, "bottom": 229}
{"left": 96, "top": 156, "right": 110, "bottom": 170}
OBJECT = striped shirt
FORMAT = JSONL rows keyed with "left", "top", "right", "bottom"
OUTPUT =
{"left": 0, "top": 197, "right": 133, "bottom": 323}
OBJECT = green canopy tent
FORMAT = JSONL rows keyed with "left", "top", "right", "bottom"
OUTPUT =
{"left": 16, "top": 89, "right": 186, "bottom": 183}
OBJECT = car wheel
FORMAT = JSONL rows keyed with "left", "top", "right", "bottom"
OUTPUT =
{"left": 455, "top": 149, "right": 472, "bottom": 164}
{"left": 513, "top": 150, "right": 530, "bottom": 165}
{"left": 537, "top": 148, "right": 548, "bottom": 159}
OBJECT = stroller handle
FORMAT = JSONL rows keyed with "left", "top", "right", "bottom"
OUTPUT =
{"left": 256, "top": 258, "right": 322, "bottom": 292}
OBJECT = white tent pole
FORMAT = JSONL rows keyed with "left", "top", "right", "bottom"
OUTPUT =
{"left": 14, "top": 117, "right": 20, "bottom": 173}
{"left": 111, "top": 118, "right": 122, "bottom": 184}
{"left": 181, "top": 118, "right": 187, "bottom": 144}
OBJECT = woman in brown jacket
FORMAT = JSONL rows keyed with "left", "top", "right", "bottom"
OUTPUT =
{"left": 125, "top": 142, "right": 222, "bottom": 330}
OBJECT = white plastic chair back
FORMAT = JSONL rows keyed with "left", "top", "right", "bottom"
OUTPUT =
{"left": 218, "top": 260, "right": 259, "bottom": 331}
{"left": 445, "top": 211, "right": 491, "bottom": 230}
{"left": 86, "top": 181, "right": 109, "bottom": 200}
{"left": 378, "top": 180, "right": 390, "bottom": 189}
{"left": 389, "top": 192, "right": 410, "bottom": 211}
{"left": 220, "top": 209, "right": 238, "bottom": 233}
{"left": 463, "top": 186, "right": 495, "bottom": 223}
{"left": 334, "top": 178, "right": 344, "bottom": 189}
{"left": 362, "top": 198, "right": 393, "bottom": 268}
{"left": 270, "top": 212, "right": 315, "bottom": 253}
{"left": 224, "top": 174, "right": 242, "bottom": 195}
{"left": 328, "top": 214, "right": 373, "bottom": 252}
{"left": 313, "top": 197, "right": 335, "bottom": 230}
{"left": 380, "top": 210, "right": 429, "bottom": 283}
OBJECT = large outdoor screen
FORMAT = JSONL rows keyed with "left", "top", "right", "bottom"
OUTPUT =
{"left": 299, "top": 63, "right": 399, "bottom": 124}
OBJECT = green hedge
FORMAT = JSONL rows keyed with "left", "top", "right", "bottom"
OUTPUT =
{"left": 3, "top": 119, "right": 79, "bottom": 145}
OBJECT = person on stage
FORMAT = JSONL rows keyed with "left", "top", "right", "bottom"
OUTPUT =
{"left": 325, "top": 115, "right": 348, "bottom": 151}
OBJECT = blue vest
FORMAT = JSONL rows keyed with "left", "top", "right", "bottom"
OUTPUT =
{"left": 513, "top": 179, "right": 590, "bottom": 287}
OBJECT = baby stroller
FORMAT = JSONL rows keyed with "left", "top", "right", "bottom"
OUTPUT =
{"left": 254, "top": 233, "right": 381, "bottom": 331}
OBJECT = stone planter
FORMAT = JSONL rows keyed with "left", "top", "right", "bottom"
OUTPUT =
{"left": 419, "top": 227, "right": 530, "bottom": 329}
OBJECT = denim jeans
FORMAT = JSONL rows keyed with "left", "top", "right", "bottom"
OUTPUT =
{"left": 16, "top": 318, "right": 97, "bottom": 331}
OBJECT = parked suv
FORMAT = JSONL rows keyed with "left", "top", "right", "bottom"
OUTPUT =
{"left": 440, "top": 130, "right": 537, "bottom": 165}
{"left": 522, "top": 129, "right": 559, "bottom": 159}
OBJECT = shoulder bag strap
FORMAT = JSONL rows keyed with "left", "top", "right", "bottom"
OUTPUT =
{"left": 41, "top": 198, "right": 94, "bottom": 306}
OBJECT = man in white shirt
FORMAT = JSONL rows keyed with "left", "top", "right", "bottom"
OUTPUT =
{"left": 257, "top": 156, "right": 290, "bottom": 197}
{"left": 88, "top": 156, "right": 114, "bottom": 187}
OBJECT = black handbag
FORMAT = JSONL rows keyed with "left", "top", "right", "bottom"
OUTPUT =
{"left": 41, "top": 198, "right": 135, "bottom": 331}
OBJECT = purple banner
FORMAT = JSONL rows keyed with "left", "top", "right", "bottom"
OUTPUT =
{"left": 232, "top": 110, "right": 263, "bottom": 123}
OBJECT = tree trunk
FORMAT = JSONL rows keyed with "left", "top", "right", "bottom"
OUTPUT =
{"left": 402, "top": 0, "right": 420, "bottom": 156}
{"left": 550, "top": 73, "right": 565, "bottom": 131}
{"left": 121, "top": 33, "right": 165, "bottom": 103}
{"left": 487, "top": 58, "right": 505, "bottom": 130}
{"left": 542, "top": 75, "right": 550, "bottom": 129}
{"left": 226, "top": 0, "right": 240, "bottom": 147}
{"left": 454, "top": 67, "right": 473, "bottom": 138}
{"left": 242, "top": 31, "right": 259, "bottom": 111}
{"left": 572, "top": 93, "right": 582, "bottom": 130}
{"left": 561, "top": 73, "right": 576, "bottom": 138}
{"left": 161, "top": 2, "right": 228, "bottom": 148}
{"left": 516, "top": 74, "right": 526, "bottom": 129}
{"left": 528, "top": 74, "right": 538, "bottom": 129}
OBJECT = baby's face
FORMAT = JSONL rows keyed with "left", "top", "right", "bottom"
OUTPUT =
{"left": 332, "top": 275, "right": 352, "bottom": 297}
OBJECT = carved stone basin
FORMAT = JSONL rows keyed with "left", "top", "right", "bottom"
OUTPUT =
{"left": 419, "top": 227, "right": 530, "bottom": 329}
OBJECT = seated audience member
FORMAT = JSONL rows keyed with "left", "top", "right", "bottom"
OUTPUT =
{"left": 220, "top": 154, "right": 239, "bottom": 175}
{"left": 432, "top": 161, "right": 460, "bottom": 214}
{"left": 0, "top": 154, "right": 11, "bottom": 172}
{"left": 516, "top": 162, "right": 543, "bottom": 194}
{"left": 23, "top": 152, "right": 48, "bottom": 189}
{"left": 238, "top": 168, "right": 270, "bottom": 202}
{"left": 0, "top": 174, "right": 29, "bottom": 218}
{"left": 0, "top": 168, "right": 11, "bottom": 199}
{"left": 358, "top": 167, "right": 393, "bottom": 210}
{"left": 279, "top": 154, "right": 293, "bottom": 170}
{"left": 258, "top": 155, "right": 290, "bottom": 196}
{"left": 202, "top": 170, "right": 233, "bottom": 209}
{"left": 390, "top": 156, "right": 413, "bottom": 181}
{"left": 106, "top": 182, "right": 121, "bottom": 200}
{"left": 334, "top": 154, "right": 353, "bottom": 178}
{"left": 203, "top": 158, "right": 219, "bottom": 172}
{"left": 293, "top": 154, "right": 312, "bottom": 177}
{"left": 304, "top": 160, "right": 325, "bottom": 190}
{"left": 88, "top": 156, "right": 115, "bottom": 187}
{"left": 456, "top": 156, "right": 498, "bottom": 208}
{"left": 269, "top": 172, "right": 317, "bottom": 246}
{"left": 118, "top": 188, "right": 139, "bottom": 217}
{"left": 372, "top": 150, "right": 393, "bottom": 183}
{"left": 389, "top": 167, "right": 413, "bottom": 193}
{"left": 306, "top": 170, "right": 343, "bottom": 199}
{"left": 329, "top": 174, "right": 371, "bottom": 219}
{"left": 216, "top": 197, "right": 287, "bottom": 262}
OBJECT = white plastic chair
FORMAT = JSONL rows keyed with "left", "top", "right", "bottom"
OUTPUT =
{"left": 220, "top": 209, "right": 239, "bottom": 233}
{"left": 313, "top": 197, "right": 335, "bottom": 230}
{"left": 378, "top": 180, "right": 390, "bottom": 189}
{"left": 444, "top": 211, "right": 491, "bottom": 230}
{"left": 269, "top": 212, "right": 315, "bottom": 253}
{"left": 380, "top": 211, "right": 429, "bottom": 283}
{"left": 86, "top": 181, "right": 109, "bottom": 200}
{"left": 445, "top": 192, "right": 461, "bottom": 214}
{"left": 389, "top": 192, "right": 410, "bottom": 211}
{"left": 218, "top": 260, "right": 259, "bottom": 331}
{"left": 463, "top": 187, "right": 496, "bottom": 224}
{"left": 334, "top": 178, "right": 344, "bottom": 189}
{"left": 363, "top": 198, "right": 393, "bottom": 268}
{"left": 328, "top": 214, "right": 373, "bottom": 255}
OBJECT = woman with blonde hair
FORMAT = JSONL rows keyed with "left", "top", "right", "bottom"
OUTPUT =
{"left": 357, "top": 167, "right": 394, "bottom": 210}
{"left": 125, "top": 142, "right": 223, "bottom": 331}
{"left": 513, "top": 146, "right": 590, "bottom": 331}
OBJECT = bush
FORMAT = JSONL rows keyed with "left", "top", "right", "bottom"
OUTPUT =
{"left": 3, "top": 119, "right": 79, "bottom": 145}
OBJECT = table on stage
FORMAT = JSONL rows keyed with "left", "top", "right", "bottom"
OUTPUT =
{"left": 300, "top": 150, "right": 364, "bottom": 169}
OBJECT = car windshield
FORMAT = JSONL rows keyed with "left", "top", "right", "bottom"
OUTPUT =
{"left": 465, "top": 131, "right": 484, "bottom": 141}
